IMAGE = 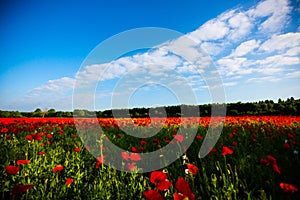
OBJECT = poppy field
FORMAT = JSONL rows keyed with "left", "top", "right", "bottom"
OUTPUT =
{"left": 0, "top": 116, "right": 299, "bottom": 199}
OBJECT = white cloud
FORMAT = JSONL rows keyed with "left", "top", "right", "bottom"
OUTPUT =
{"left": 230, "top": 39, "right": 261, "bottom": 57}
{"left": 255, "top": 54, "right": 300, "bottom": 68}
{"left": 285, "top": 46, "right": 300, "bottom": 56}
{"left": 248, "top": 0, "right": 292, "bottom": 33}
{"left": 189, "top": 19, "right": 230, "bottom": 41}
{"left": 217, "top": 57, "right": 253, "bottom": 76}
{"left": 286, "top": 71, "right": 300, "bottom": 78}
{"left": 259, "top": 32, "right": 300, "bottom": 53}
{"left": 247, "top": 76, "right": 281, "bottom": 82}
{"left": 228, "top": 12, "right": 253, "bottom": 40}
{"left": 29, "top": 77, "right": 75, "bottom": 95}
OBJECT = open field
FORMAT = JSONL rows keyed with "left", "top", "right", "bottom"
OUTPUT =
{"left": 0, "top": 116, "right": 299, "bottom": 199}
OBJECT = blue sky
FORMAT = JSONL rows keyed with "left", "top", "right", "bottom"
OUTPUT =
{"left": 0, "top": 0, "right": 299, "bottom": 111}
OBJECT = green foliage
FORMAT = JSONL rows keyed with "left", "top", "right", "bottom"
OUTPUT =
{"left": 1, "top": 97, "right": 299, "bottom": 118}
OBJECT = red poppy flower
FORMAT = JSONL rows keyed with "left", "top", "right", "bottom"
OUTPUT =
{"left": 155, "top": 179, "right": 171, "bottom": 191}
{"left": 130, "top": 153, "right": 141, "bottom": 161}
{"left": 0, "top": 127, "right": 8, "bottom": 133}
{"left": 187, "top": 164, "right": 198, "bottom": 175}
{"left": 6, "top": 165, "right": 19, "bottom": 175}
{"left": 38, "top": 151, "right": 46, "bottom": 155}
{"left": 266, "top": 155, "right": 277, "bottom": 163}
{"left": 150, "top": 171, "right": 168, "bottom": 185}
{"left": 260, "top": 158, "right": 270, "bottom": 166}
{"left": 32, "top": 133, "right": 43, "bottom": 141}
{"left": 126, "top": 162, "right": 136, "bottom": 171}
{"left": 131, "top": 146, "right": 139, "bottom": 153}
{"left": 65, "top": 178, "right": 74, "bottom": 185}
{"left": 143, "top": 190, "right": 164, "bottom": 200}
{"left": 95, "top": 156, "right": 105, "bottom": 168}
{"left": 53, "top": 165, "right": 64, "bottom": 172}
{"left": 221, "top": 146, "right": 234, "bottom": 156}
{"left": 174, "top": 134, "right": 184, "bottom": 142}
{"left": 140, "top": 140, "right": 147, "bottom": 146}
{"left": 232, "top": 141, "right": 237, "bottom": 146}
{"left": 280, "top": 183, "right": 298, "bottom": 193}
{"left": 122, "top": 152, "right": 130, "bottom": 161}
{"left": 283, "top": 143, "right": 290, "bottom": 149}
{"left": 208, "top": 148, "right": 217, "bottom": 155}
{"left": 196, "top": 135, "right": 203, "bottom": 140}
{"left": 47, "top": 134, "right": 52, "bottom": 139}
{"left": 11, "top": 184, "right": 34, "bottom": 194}
{"left": 174, "top": 192, "right": 188, "bottom": 200}
{"left": 25, "top": 135, "right": 33, "bottom": 141}
{"left": 272, "top": 163, "right": 281, "bottom": 174}
{"left": 74, "top": 147, "right": 81, "bottom": 152}
{"left": 175, "top": 177, "right": 195, "bottom": 200}
{"left": 16, "top": 160, "right": 30, "bottom": 165}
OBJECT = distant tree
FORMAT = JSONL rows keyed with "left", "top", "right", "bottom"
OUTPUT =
{"left": 34, "top": 108, "right": 42, "bottom": 113}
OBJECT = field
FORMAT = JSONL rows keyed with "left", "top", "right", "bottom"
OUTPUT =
{"left": 0, "top": 116, "right": 299, "bottom": 199}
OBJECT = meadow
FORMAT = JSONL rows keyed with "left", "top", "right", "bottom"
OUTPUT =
{"left": 0, "top": 116, "right": 299, "bottom": 199}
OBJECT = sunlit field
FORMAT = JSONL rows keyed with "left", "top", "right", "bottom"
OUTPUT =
{"left": 1, "top": 116, "right": 299, "bottom": 199}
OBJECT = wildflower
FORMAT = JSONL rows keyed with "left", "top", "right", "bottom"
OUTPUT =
{"left": 95, "top": 156, "right": 105, "bottom": 168}
{"left": 221, "top": 146, "right": 234, "bottom": 156}
{"left": 16, "top": 160, "right": 30, "bottom": 165}
{"left": 53, "top": 165, "right": 63, "bottom": 172}
{"left": 11, "top": 184, "right": 34, "bottom": 194}
{"left": 283, "top": 143, "right": 290, "bottom": 149}
{"left": 65, "top": 178, "right": 74, "bottom": 185}
{"left": 121, "top": 152, "right": 130, "bottom": 161}
{"left": 150, "top": 171, "right": 171, "bottom": 191}
{"left": 279, "top": 183, "right": 298, "bottom": 193}
{"left": 130, "top": 153, "right": 141, "bottom": 161}
{"left": 174, "top": 134, "right": 184, "bottom": 142}
{"left": 131, "top": 146, "right": 138, "bottom": 153}
{"left": 187, "top": 163, "right": 198, "bottom": 175}
{"left": 266, "top": 155, "right": 277, "bottom": 163}
{"left": 272, "top": 163, "right": 281, "bottom": 174}
{"left": 150, "top": 171, "right": 168, "bottom": 184}
{"left": 174, "top": 192, "right": 188, "bottom": 200}
{"left": 195, "top": 135, "right": 203, "bottom": 140}
{"left": 74, "top": 147, "right": 81, "bottom": 152}
{"left": 260, "top": 158, "right": 270, "bottom": 166}
{"left": 0, "top": 127, "right": 8, "bottom": 133}
{"left": 143, "top": 190, "right": 164, "bottom": 200}
{"left": 38, "top": 151, "right": 46, "bottom": 155}
{"left": 140, "top": 140, "right": 147, "bottom": 146}
{"left": 208, "top": 148, "right": 217, "bottom": 155}
{"left": 126, "top": 162, "right": 136, "bottom": 171}
{"left": 175, "top": 177, "right": 195, "bottom": 200}
{"left": 25, "top": 135, "right": 33, "bottom": 141}
{"left": 6, "top": 165, "right": 19, "bottom": 175}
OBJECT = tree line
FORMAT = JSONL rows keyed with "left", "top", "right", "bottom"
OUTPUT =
{"left": 0, "top": 97, "right": 299, "bottom": 118}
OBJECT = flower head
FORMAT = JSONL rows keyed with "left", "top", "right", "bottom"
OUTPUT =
{"left": 16, "top": 160, "right": 30, "bottom": 165}
{"left": 53, "top": 165, "right": 64, "bottom": 173}
{"left": 221, "top": 146, "right": 234, "bottom": 156}
{"left": 65, "top": 178, "right": 74, "bottom": 185}
{"left": 187, "top": 164, "right": 198, "bottom": 175}
{"left": 143, "top": 190, "right": 164, "bottom": 200}
{"left": 6, "top": 165, "right": 19, "bottom": 175}
{"left": 280, "top": 183, "right": 298, "bottom": 193}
